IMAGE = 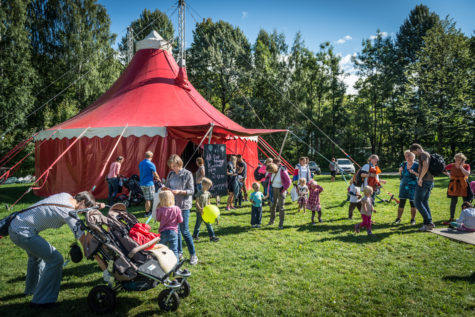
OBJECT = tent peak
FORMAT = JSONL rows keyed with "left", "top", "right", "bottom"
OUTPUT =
{"left": 136, "top": 30, "right": 172, "bottom": 53}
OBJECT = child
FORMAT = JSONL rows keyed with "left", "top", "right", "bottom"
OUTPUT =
{"left": 348, "top": 176, "right": 362, "bottom": 220}
{"left": 306, "top": 180, "right": 324, "bottom": 224}
{"left": 450, "top": 202, "right": 475, "bottom": 232}
{"left": 355, "top": 186, "right": 376, "bottom": 235}
{"left": 155, "top": 190, "right": 183, "bottom": 259}
{"left": 297, "top": 178, "right": 309, "bottom": 213}
{"left": 234, "top": 175, "right": 244, "bottom": 208}
{"left": 193, "top": 177, "right": 220, "bottom": 242}
{"left": 250, "top": 182, "right": 264, "bottom": 228}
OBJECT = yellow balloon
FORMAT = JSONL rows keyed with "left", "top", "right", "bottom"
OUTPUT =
{"left": 202, "top": 205, "right": 220, "bottom": 224}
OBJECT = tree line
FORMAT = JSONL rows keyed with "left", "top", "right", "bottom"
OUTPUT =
{"left": 1, "top": 2, "right": 473, "bottom": 175}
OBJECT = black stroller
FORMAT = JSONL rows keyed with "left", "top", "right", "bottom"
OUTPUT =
{"left": 70, "top": 204, "right": 191, "bottom": 313}
{"left": 115, "top": 174, "right": 144, "bottom": 207}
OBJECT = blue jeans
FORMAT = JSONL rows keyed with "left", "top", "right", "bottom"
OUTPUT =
{"left": 196, "top": 183, "right": 202, "bottom": 193}
{"left": 193, "top": 210, "right": 216, "bottom": 238}
{"left": 414, "top": 181, "right": 434, "bottom": 225}
{"left": 107, "top": 178, "right": 119, "bottom": 206}
{"left": 9, "top": 230, "right": 64, "bottom": 304}
{"left": 251, "top": 206, "right": 262, "bottom": 225}
{"left": 159, "top": 230, "right": 179, "bottom": 260}
{"left": 177, "top": 209, "right": 196, "bottom": 256}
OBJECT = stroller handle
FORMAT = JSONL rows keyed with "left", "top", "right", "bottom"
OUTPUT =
{"left": 68, "top": 205, "right": 101, "bottom": 219}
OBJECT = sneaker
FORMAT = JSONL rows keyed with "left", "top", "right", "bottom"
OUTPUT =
{"left": 442, "top": 219, "right": 454, "bottom": 225}
{"left": 225, "top": 207, "right": 230, "bottom": 211}
{"left": 427, "top": 223, "right": 435, "bottom": 230}
{"left": 311, "top": 222, "right": 316, "bottom": 226}
{"left": 367, "top": 230, "right": 373, "bottom": 236}
{"left": 410, "top": 219, "right": 416, "bottom": 225}
{"left": 393, "top": 218, "right": 401, "bottom": 225}
{"left": 419, "top": 224, "right": 435, "bottom": 232}
{"left": 210, "top": 236, "right": 220, "bottom": 242}
{"left": 354, "top": 223, "right": 360, "bottom": 233}
{"left": 190, "top": 255, "right": 198, "bottom": 265}
{"left": 278, "top": 225, "right": 284, "bottom": 230}
{"left": 318, "top": 218, "right": 322, "bottom": 223}
{"left": 256, "top": 225, "right": 261, "bottom": 228}
{"left": 267, "top": 221, "right": 274, "bottom": 226}
{"left": 192, "top": 235, "right": 199, "bottom": 241}
{"left": 230, "top": 206, "right": 236, "bottom": 209}
{"left": 178, "top": 253, "right": 184, "bottom": 261}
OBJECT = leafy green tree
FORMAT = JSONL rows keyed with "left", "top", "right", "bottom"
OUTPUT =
{"left": 118, "top": 8, "right": 175, "bottom": 65}
{"left": 187, "top": 19, "right": 252, "bottom": 114}
{"left": 0, "top": 0, "right": 37, "bottom": 154}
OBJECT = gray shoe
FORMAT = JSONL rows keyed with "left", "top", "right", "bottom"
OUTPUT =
{"left": 410, "top": 219, "right": 416, "bottom": 225}
{"left": 190, "top": 255, "right": 198, "bottom": 265}
{"left": 278, "top": 225, "right": 284, "bottom": 230}
{"left": 393, "top": 218, "right": 401, "bottom": 225}
{"left": 419, "top": 224, "right": 434, "bottom": 232}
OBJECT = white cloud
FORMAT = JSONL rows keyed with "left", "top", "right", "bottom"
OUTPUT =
{"left": 338, "top": 53, "right": 359, "bottom": 95}
{"left": 369, "top": 31, "right": 388, "bottom": 40}
{"left": 241, "top": 11, "right": 248, "bottom": 19}
{"left": 335, "top": 35, "right": 352, "bottom": 44}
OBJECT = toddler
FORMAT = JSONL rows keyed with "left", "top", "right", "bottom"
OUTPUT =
{"left": 306, "top": 180, "right": 324, "bottom": 224}
{"left": 297, "top": 178, "right": 309, "bottom": 213}
{"left": 250, "top": 182, "right": 264, "bottom": 228}
{"left": 355, "top": 186, "right": 375, "bottom": 235}
{"left": 193, "top": 177, "right": 220, "bottom": 242}
{"left": 155, "top": 190, "right": 183, "bottom": 259}
{"left": 348, "top": 177, "right": 362, "bottom": 219}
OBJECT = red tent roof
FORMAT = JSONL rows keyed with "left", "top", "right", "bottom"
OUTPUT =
{"left": 36, "top": 37, "right": 285, "bottom": 140}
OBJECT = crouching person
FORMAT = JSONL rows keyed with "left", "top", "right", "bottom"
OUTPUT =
{"left": 8, "top": 191, "right": 104, "bottom": 308}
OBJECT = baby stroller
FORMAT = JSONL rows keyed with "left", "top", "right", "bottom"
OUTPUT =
{"left": 71, "top": 203, "right": 191, "bottom": 313}
{"left": 116, "top": 174, "right": 144, "bottom": 207}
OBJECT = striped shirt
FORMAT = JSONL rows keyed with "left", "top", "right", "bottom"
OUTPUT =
{"left": 9, "top": 193, "right": 83, "bottom": 238}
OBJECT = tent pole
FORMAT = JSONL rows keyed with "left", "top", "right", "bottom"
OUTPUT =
{"left": 208, "top": 123, "right": 214, "bottom": 144}
{"left": 278, "top": 129, "right": 289, "bottom": 156}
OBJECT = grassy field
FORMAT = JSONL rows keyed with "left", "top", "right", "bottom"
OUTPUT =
{"left": 0, "top": 176, "right": 474, "bottom": 316}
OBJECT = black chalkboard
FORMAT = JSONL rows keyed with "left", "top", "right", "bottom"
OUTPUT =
{"left": 203, "top": 144, "right": 227, "bottom": 196}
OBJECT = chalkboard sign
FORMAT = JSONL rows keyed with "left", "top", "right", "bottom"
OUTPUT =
{"left": 204, "top": 144, "right": 227, "bottom": 196}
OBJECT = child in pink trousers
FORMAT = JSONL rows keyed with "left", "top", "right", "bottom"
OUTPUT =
{"left": 355, "top": 186, "right": 375, "bottom": 235}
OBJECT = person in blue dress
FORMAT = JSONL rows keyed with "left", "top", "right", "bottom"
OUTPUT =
{"left": 393, "top": 150, "right": 419, "bottom": 225}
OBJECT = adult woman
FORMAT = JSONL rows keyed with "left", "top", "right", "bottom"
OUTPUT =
{"left": 226, "top": 155, "right": 238, "bottom": 211}
{"left": 8, "top": 191, "right": 103, "bottom": 307}
{"left": 106, "top": 156, "right": 124, "bottom": 206}
{"left": 393, "top": 150, "right": 419, "bottom": 225}
{"left": 195, "top": 157, "right": 205, "bottom": 193}
{"left": 294, "top": 156, "right": 312, "bottom": 183}
{"left": 443, "top": 153, "right": 471, "bottom": 224}
{"left": 164, "top": 154, "right": 198, "bottom": 265}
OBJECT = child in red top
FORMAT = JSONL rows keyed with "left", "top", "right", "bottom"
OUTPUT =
{"left": 306, "top": 180, "right": 324, "bottom": 225}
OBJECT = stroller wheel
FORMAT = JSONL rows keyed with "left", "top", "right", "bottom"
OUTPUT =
{"left": 87, "top": 285, "right": 116, "bottom": 314}
{"left": 175, "top": 278, "right": 191, "bottom": 298}
{"left": 123, "top": 200, "right": 130, "bottom": 208}
{"left": 157, "top": 289, "right": 180, "bottom": 312}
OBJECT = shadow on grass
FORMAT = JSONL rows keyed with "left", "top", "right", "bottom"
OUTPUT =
{"left": 61, "top": 278, "right": 104, "bottom": 291}
{"left": 443, "top": 272, "right": 475, "bottom": 284}
{"left": 0, "top": 296, "right": 142, "bottom": 317}
{"left": 214, "top": 225, "right": 251, "bottom": 236}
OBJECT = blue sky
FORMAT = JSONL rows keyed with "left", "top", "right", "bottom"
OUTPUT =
{"left": 98, "top": 0, "right": 474, "bottom": 93}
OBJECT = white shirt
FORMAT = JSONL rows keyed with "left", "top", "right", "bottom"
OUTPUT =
{"left": 457, "top": 208, "right": 475, "bottom": 229}
{"left": 348, "top": 184, "right": 361, "bottom": 203}
{"left": 271, "top": 169, "right": 282, "bottom": 188}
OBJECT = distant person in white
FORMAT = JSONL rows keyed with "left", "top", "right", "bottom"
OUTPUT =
{"left": 9, "top": 191, "right": 104, "bottom": 308}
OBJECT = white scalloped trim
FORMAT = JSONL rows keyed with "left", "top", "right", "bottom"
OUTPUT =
{"left": 35, "top": 126, "right": 167, "bottom": 140}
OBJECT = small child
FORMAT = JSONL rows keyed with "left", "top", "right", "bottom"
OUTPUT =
{"left": 155, "top": 190, "right": 183, "bottom": 259}
{"left": 450, "top": 201, "right": 475, "bottom": 232}
{"left": 234, "top": 175, "right": 244, "bottom": 208}
{"left": 193, "top": 178, "right": 220, "bottom": 242}
{"left": 348, "top": 177, "right": 362, "bottom": 220}
{"left": 306, "top": 180, "right": 324, "bottom": 224}
{"left": 355, "top": 186, "right": 376, "bottom": 235}
{"left": 297, "top": 178, "right": 309, "bottom": 213}
{"left": 250, "top": 182, "right": 264, "bottom": 228}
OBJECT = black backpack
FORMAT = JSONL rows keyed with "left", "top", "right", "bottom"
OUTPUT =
{"left": 254, "top": 165, "right": 265, "bottom": 181}
{"left": 428, "top": 153, "right": 445, "bottom": 176}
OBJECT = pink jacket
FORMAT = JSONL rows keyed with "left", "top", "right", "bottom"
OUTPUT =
{"left": 264, "top": 166, "right": 291, "bottom": 194}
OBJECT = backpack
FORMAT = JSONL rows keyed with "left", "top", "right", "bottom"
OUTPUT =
{"left": 428, "top": 153, "right": 445, "bottom": 176}
{"left": 254, "top": 165, "right": 265, "bottom": 181}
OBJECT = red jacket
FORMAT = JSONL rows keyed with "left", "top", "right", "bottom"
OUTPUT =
{"left": 129, "top": 223, "right": 160, "bottom": 250}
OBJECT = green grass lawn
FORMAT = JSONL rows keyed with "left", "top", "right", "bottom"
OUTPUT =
{"left": 0, "top": 176, "right": 474, "bottom": 316}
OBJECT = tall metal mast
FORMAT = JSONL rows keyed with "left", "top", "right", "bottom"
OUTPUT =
{"left": 178, "top": 0, "right": 186, "bottom": 67}
{"left": 127, "top": 26, "right": 134, "bottom": 64}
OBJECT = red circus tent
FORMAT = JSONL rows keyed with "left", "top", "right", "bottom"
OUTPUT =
{"left": 34, "top": 31, "right": 285, "bottom": 198}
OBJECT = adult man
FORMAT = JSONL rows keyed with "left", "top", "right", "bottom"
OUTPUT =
{"left": 410, "top": 143, "right": 435, "bottom": 231}
{"left": 9, "top": 191, "right": 104, "bottom": 308}
{"left": 139, "top": 151, "right": 160, "bottom": 217}
{"left": 266, "top": 158, "right": 291, "bottom": 229}
{"left": 236, "top": 155, "right": 248, "bottom": 201}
